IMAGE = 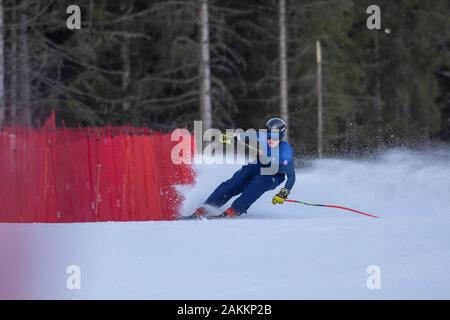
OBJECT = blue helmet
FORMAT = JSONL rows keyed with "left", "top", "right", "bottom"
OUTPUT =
{"left": 265, "top": 117, "right": 287, "bottom": 139}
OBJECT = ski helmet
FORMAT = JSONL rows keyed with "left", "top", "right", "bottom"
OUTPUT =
{"left": 265, "top": 117, "right": 287, "bottom": 139}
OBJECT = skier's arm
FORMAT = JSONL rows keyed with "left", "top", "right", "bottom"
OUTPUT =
{"left": 272, "top": 149, "right": 296, "bottom": 205}
{"left": 283, "top": 160, "right": 296, "bottom": 191}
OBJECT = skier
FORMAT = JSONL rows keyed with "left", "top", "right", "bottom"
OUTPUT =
{"left": 190, "top": 118, "right": 296, "bottom": 218}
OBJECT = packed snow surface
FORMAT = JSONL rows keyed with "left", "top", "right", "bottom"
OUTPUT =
{"left": 1, "top": 148, "right": 449, "bottom": 299}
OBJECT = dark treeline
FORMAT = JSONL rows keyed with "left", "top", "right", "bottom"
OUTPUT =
{"left": 0, "top": 0, "right": 448, "bottom": 156}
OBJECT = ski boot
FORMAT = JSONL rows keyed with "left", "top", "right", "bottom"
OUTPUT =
{"left": 219, "top": 207, "right": 239, "bottom": 218}
{"left": 192, "top": 207, "right": 207, "bottom": 218}
{"left": 181, "top": 206, "right": 207, "bottom": 220}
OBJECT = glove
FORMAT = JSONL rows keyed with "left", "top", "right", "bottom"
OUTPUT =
{"left": 219, "top": 133, "right": 234, "bottom": 144}
{"left": 272, "top": 188, "right": 290, "bottom": 205}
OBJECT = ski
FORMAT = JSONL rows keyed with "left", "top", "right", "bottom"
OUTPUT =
{"left": 176, "top": 214, "right": 228, "bottom": 220}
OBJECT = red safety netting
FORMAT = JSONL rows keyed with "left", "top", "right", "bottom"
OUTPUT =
{"left": 0, "top": 115, "right": 195, "bottom": 223}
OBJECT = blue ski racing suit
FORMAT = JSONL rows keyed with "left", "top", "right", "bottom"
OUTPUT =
{"left": 204, "top": 133, "right": 296, "bottom": 214}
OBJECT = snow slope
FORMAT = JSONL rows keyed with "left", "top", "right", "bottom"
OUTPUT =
{"left": 1, "top": 148, "right": 450, "bottom": 299}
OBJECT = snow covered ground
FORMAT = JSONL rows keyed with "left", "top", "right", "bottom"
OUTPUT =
{"left": 1, "top": 148, "right": 450, "bottom": 299}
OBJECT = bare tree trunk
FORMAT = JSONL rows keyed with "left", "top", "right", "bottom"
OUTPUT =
{"left": 0, "top": 0, "right": 5, "bottom": 125}
{"left": 346, "top": 114, "right": 356, "bottom": 152}
{"left": 18, "top": 3, "right": 32, "bottom": 126}
{"left": 199, "top": 0, "right": 212, "bottom": 131}
{"left": 89, "top": 0, "right": 94, "bottom": 27}
{"left": 374, "top": 32, "right": 383, "bottom": 146}
{"left": 278, "top": 0, "right": 289, "bottom": 140}
{"left": 10, "top": 0, "right": 18, "bottom": 124}
{"left": 316, "top": 40, "right": 323, "bottom": 158}
{"left": 121, "top": 42, "right": 131, "bottom": 111}
{"left": 120, "top": 2, "right": 131, "bottom": 112}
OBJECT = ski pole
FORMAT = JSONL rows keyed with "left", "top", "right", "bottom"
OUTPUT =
{"left": 226, "top": 136, "right": 380, "bottom": 219}
{"left": 285, "top": 199, "right": 380, "bottom": 219}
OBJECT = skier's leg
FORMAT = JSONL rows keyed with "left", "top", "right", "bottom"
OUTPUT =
{"left": 204, "top": 164, "right": 259, "bottom": 208}
{"left": 230, "top": 174, "right": 284, "bottom": 214}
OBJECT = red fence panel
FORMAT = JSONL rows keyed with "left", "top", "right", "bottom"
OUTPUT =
{"left": 0, "top": 121, "right": 195, "bottom": 223}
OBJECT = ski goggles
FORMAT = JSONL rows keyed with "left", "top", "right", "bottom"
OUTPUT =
{"left": 267, "top": 131, "right": 282, "bottom": 140}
